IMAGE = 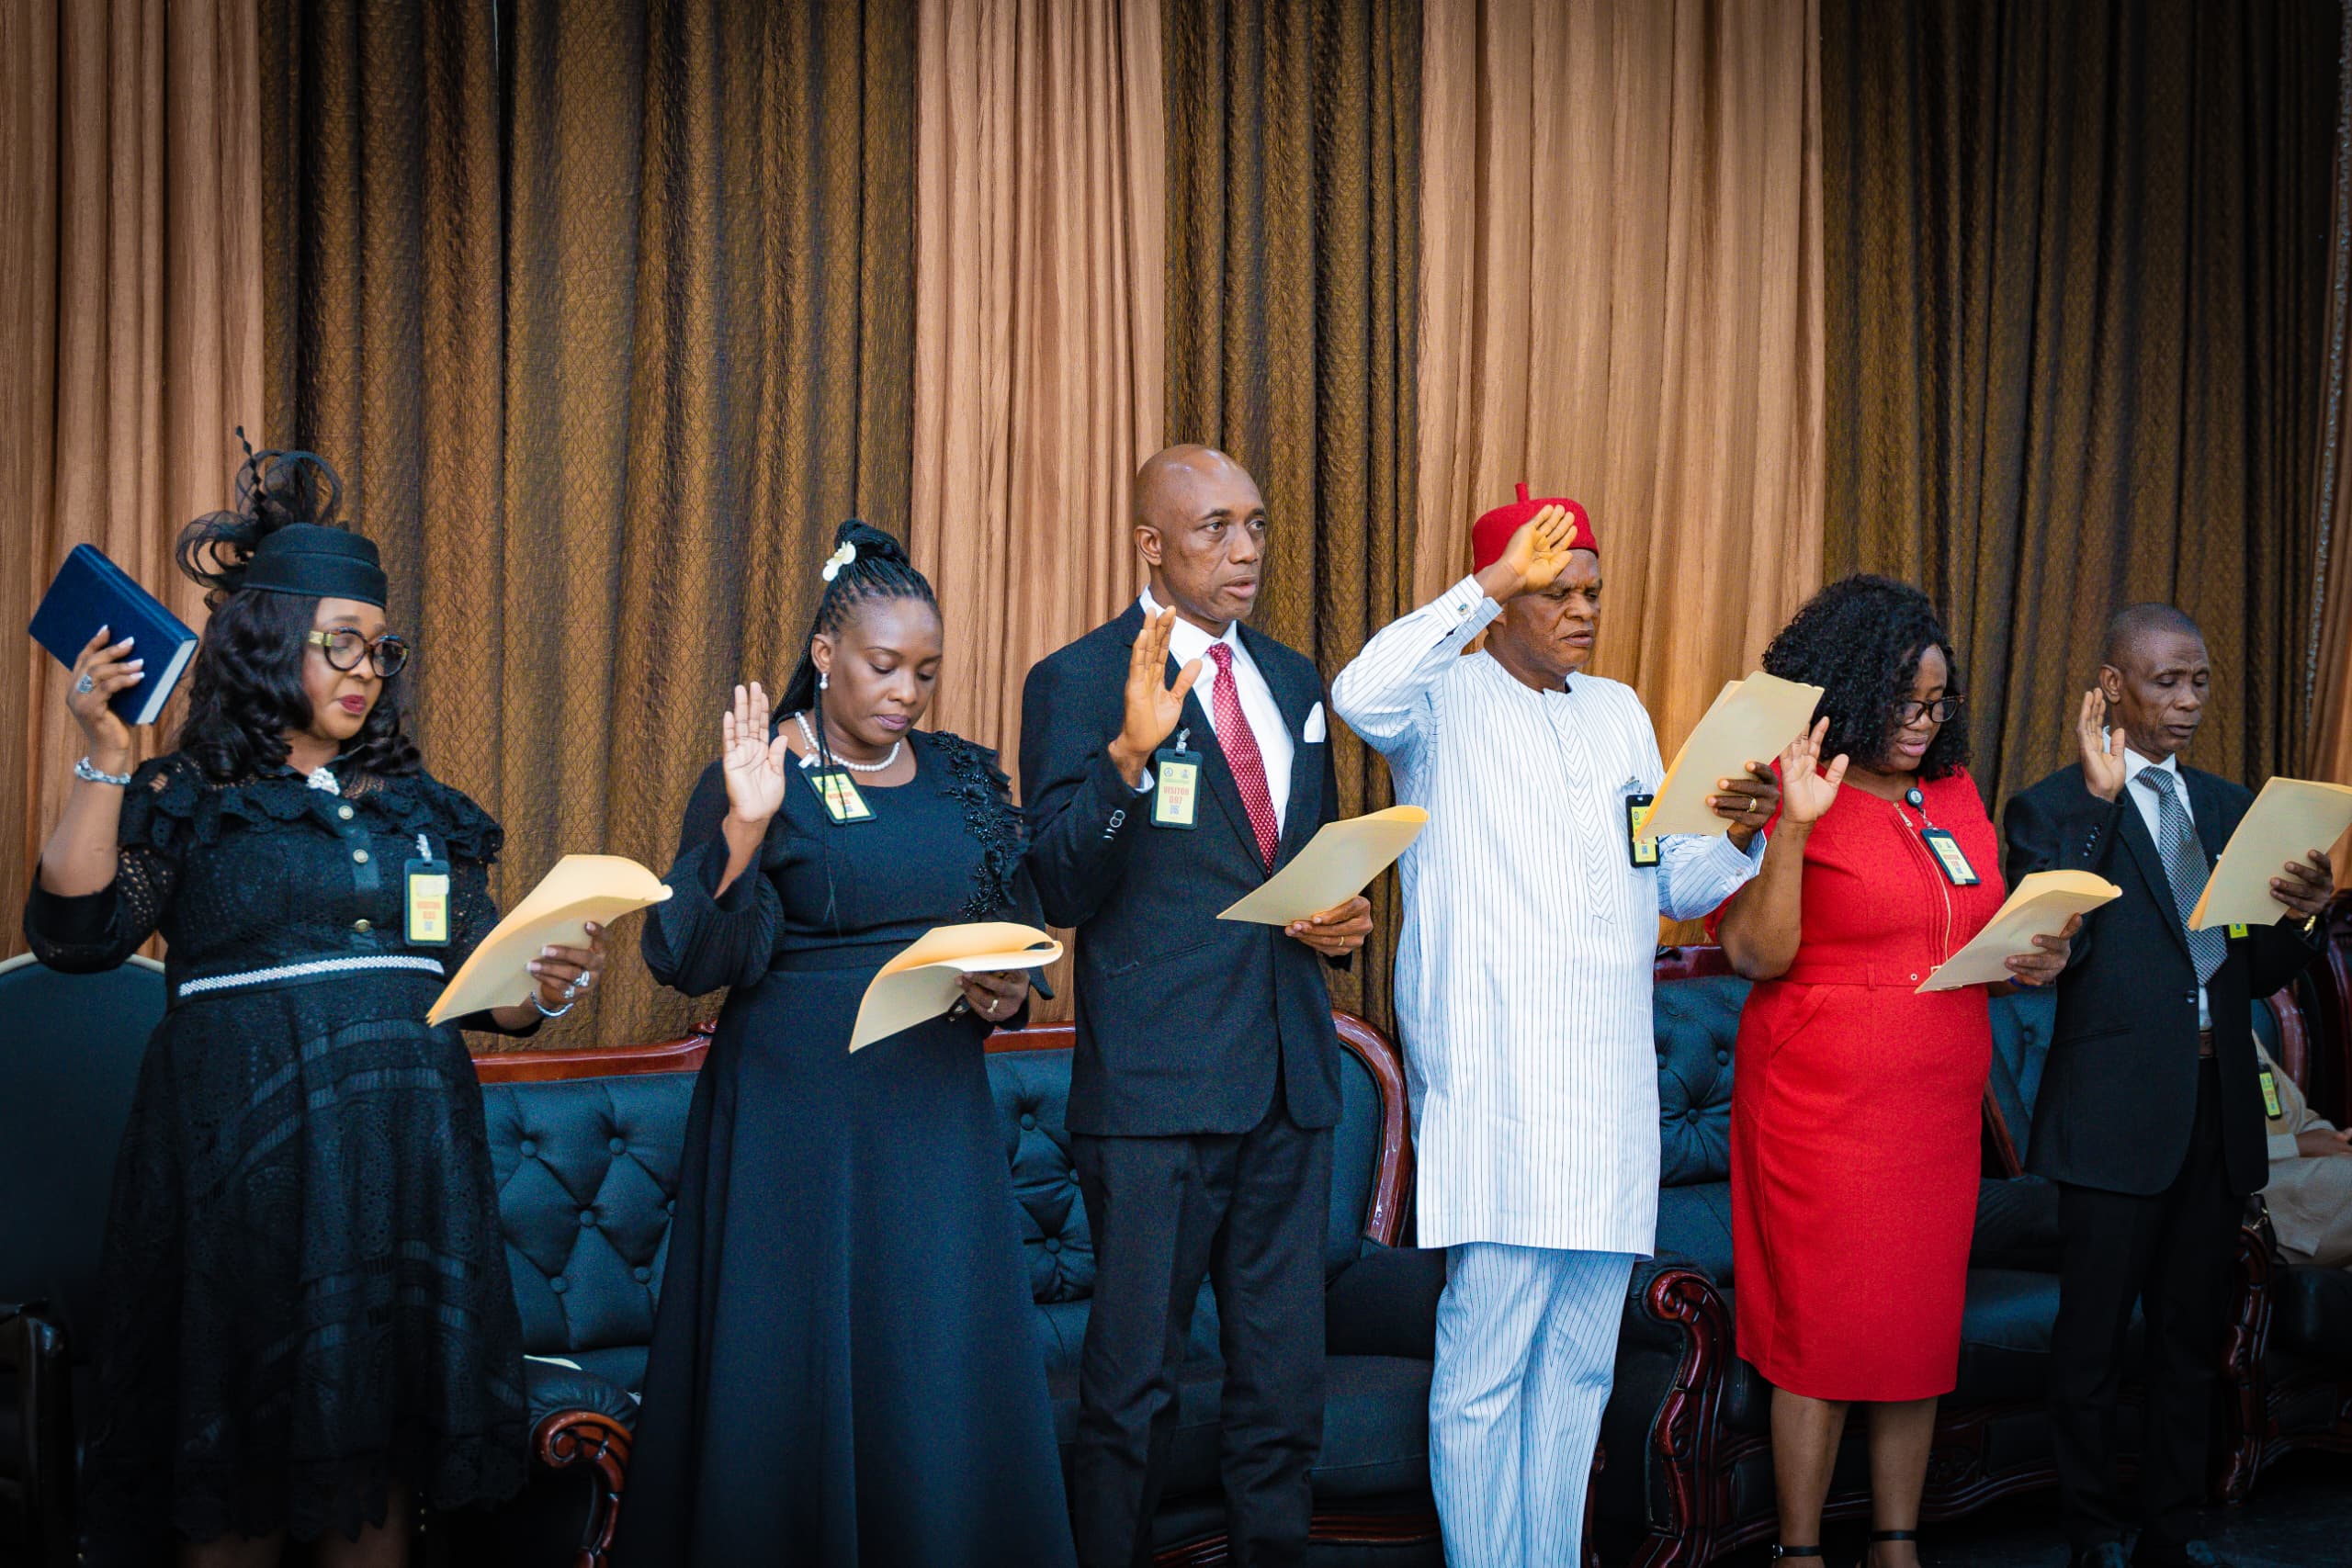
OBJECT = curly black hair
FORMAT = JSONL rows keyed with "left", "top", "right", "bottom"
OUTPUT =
{"left": 170, "top": 434, "right": 420, "bottom": 783}
{"left": 1760, "top": 573, "right": 1970, "bottom": 780}
{"left": 174, "top": 589, "right": 421, "bottom": 784}
{"left": 776, "top": 519, "right": 940, "bottom": 720}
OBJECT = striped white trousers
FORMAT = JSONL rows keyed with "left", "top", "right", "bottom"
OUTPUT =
{"left": 1430, "top": 1244, "right": 1634, "bottom": 1568}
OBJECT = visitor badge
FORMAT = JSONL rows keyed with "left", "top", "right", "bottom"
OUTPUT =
{"left": 2258, "top": 1068, "right": 2283, "bottom": 1119}
{"left": 805, "top": 768, "right": 876, "bottom": 824}
{"left": 1153, "top": 731, "right": 1202, "bottom": 830}
{"left": 1920, "top": 827, "right": 1981, "bottom": 886}
{"left": 1624, "top": 791, "right": 1659, "bottom": 868}
{"left": 404, "top": 833, "right": 451, "bottom": 946}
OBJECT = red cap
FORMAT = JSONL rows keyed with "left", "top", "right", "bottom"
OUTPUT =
{"left": 1471, "top": 483, "right": 1598, "bottom": 572}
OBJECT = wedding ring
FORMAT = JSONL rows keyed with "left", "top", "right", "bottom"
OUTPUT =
{"left": 74, "top": 673, "right": 96, "bottom": 694}
{"left": 576, "top": 971, "right": 594, "bottom": 989}
{"left": 561, "top": 981, "right": 580, "bottom": 1001}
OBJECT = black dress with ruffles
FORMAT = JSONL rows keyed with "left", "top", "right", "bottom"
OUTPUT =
{"left": 612, "top": 728, "right": 1076, "bottom": 1567}
{"left": 21, "top": 754, "right": 531, "bottom": 1558}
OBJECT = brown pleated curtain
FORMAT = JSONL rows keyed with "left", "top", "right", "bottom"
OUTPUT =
{"left": 1824, "top": 0, "right": 2345, "bottom": 819}
{"left": 910, "top": 0, "right": 1167, "bottom": 1010}
{"left": 1, "top": 0, "right": 263, "bottom": 962}
{"left": 1163, "top": 0, "right": 1422, "bottom": 1030}
{"left": 1417, "top": 0, "right": 1826, "bottom": 772}
{"left": 259, "top": 0, "right": 919, "bottom": 1047}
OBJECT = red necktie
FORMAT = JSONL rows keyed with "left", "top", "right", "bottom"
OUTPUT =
{"left": 1206, "top": 643, "right": 1281, "bottom": 870}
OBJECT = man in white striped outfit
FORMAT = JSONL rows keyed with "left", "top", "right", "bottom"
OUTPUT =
{"left": 1331, "top": 488, "right": 1778, "bottom": 1566}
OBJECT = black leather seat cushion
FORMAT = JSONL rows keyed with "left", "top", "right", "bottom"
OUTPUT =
{"left": 2271, "top": 1263, "right": 2352, "bottom": 1368}
{"left": 1051, "top": 1353, "right": 1430, "bottom": 1504}
{"left": 1971, "top": 1176, "right": 2062, "bottom": 1270}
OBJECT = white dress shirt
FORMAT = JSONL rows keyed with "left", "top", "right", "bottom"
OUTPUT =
{"left": 2122, "top": 743, "right": 2211, "bottom": 1029}
{"left": 1139, "top": 587, "right": 1295, "bottom": 833}
{"left": 1331, "top": 575, "right": 1764, "bottom": 1254}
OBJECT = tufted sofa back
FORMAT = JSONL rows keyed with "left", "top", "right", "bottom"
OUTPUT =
{"left": 472, "top": 1014, "right": 1412, "bottom": 1371}
{"left": 480, "top": 1073, "right": 695, "bottom": 1358}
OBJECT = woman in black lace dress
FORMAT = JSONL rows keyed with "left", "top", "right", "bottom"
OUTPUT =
{"left": 615, "top": 523, "right": 1075, "bottom": 1566}
{"left": 23, "top": 445, "right": 605, "bottom": 1568}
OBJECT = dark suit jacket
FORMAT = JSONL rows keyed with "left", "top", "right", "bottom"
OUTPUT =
{"left": 2002, "top": 762, "right": 2324, "bottom": 1197}
{"left": 1019, "top": 604, "right": 1344, "bottom": 1138}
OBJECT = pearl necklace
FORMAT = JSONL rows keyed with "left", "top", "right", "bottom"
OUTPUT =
{"left": 796, "top": 709, "right": 902, "bottom": 773}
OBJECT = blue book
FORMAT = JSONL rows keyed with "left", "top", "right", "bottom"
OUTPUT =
{"left": 28, "top": 545, "right": 200, "bottom": 728}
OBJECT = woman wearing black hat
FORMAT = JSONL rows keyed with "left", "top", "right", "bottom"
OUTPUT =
{"left": 613, "top": 520, "right": 1075, "bottom": 1568}
{"left": 23, "top": 440, "right": 605, "bottom": 1567}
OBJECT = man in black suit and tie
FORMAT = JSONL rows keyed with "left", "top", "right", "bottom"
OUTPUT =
{"left": 1020, "top": 445, "right": 1373, "bottom": 1568}
{"left": 2003, "top": 604, "right": 2335, "bottom": 1568}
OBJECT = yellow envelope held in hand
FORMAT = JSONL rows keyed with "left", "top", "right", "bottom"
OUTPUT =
{"left": 1216, "top": 807, "right": 1430, "bottom": 927}
{"left": 849, "top": 922, "right": 1064, "bottom": 1052}
{"left": 1916, "top": 870, "right": 2120, "bottom": 993}
{"left": 2188, "top": 776, "right": 2352, "bottom": 931}
{"left": 1645, "top": 672, "right": 1826, "bottom": 839}
{"left": 426, "top": 854, "right": 673, "bottom": 1025}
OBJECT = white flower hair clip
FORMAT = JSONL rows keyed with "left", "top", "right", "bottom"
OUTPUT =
{"left": 820, "top": 540, "right": 858, "bottom": 582}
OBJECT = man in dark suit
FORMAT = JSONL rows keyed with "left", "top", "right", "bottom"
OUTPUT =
{"left": 1021, "top": 445, "right": 1373, "bottom": 1568}
{"left": 2003, "top": 604, "right": 2335, "bottom": 1568}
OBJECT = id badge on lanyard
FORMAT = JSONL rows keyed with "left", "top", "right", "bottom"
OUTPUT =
{"left": 1919, "top": 826, "right": 1981, "bottom": 886}
{"left": 804, "top": 767, "right": 876, "bottom": 824}
{"left": 1153, "top": 728, "right": 1203, "bottom": 830}
{"left": 404, "top": 833, "right": 452, "bottom": 946}
{"left": 1623, "top": 786, "right": 1659, "bottom": 868}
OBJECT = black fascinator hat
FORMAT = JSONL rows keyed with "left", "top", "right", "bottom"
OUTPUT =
{"left": 175, "top": 429, "right": 387, "bottom": 607}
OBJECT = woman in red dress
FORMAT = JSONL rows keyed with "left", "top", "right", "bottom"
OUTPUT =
{"left": 1714, "top": 577, "right": 2076, "bottom": 1568}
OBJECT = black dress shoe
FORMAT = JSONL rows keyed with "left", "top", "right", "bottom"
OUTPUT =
{"left": 2131, "top": 1541, "right": 2233, "bottom": 1568}
{"left": 2068, "top": 1546, "right": 2131, "bottom": 1568}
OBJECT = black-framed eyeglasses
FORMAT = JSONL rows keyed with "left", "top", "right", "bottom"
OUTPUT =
{"left": 1894, "top": 696, "right": 1962, "bottom": 727}
{"left": 305, "top": 628, "right": 411, "bottom": 678}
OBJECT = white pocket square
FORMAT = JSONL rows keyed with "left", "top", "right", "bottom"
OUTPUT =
{"left": 1303, "top": 702, "right": 1327, "bottom": 743}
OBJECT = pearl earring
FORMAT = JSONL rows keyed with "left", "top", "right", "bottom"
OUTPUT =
{"left": 819, "top": 672, "right": 828, "bottom": 692}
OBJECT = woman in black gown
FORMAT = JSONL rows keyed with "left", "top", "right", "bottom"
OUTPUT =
{"left": 615, "top": 522, "right": 1075, "bottom": 1566}
{"left": 23, "top": 444, "right": 605, "bottom": 1567}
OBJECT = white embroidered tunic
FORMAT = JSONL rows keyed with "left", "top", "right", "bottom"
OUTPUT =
{"left": 1331, "top": 575, "right": 1762, "bottom": 1254}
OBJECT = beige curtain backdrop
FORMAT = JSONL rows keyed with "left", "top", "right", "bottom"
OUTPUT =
{"left": 1, "top": 0, "right": 263, "bottom": 960}
{"left": 910, "top": 0, "right": 1165, "bottom": 1018}
{"left": 1416, "top": 0, "right": 1826, "bottom": 768}
{"left": 910, "top": 0, "right": 1164, "bottom": 763}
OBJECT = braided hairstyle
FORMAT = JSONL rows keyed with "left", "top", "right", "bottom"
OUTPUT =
{"left": 779, "top": 519, "right": 940, "bottom": 775}
{"left": 1760, "top": 573, "right": 1970, "bottom": 781}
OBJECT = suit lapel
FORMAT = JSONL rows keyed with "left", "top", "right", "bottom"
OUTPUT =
{"left": 2114, "top": 777, "right": 2194, "bottom": 962}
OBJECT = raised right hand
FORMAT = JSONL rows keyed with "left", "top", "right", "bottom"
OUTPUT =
{"left": 1776, "top": 716, "right": 1849, "bottom": 826}
{"left": 2077, "top": 688, "right": 2126, "bottom": 801}
{"left": 1475, "top": 503, "right": 1575, "bottom": 604}
{"left": 1110, "top": 608, "right": 1203, "bottom": 784}
{"left": 720, "top": 682, "right": 793, "bottom": 826}
{"left": 65, "top": 626, "right": 141, "bottom": 771}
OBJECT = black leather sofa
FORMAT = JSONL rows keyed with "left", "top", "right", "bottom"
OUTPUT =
{"left": 456, "top": 1012, "right": 1448, "bottom": 1568}
{"left": 0, "top": 952, "right": 164, "bottom": 1568}
{"left": 2230, "top": 916, "right": 2352, "bottom": 1495}
{"left": 1591, "top": 958, "right": 2274, "bottom": 1568}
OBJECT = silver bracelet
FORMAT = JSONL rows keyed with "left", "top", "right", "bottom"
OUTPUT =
{"left": 531, "top": 992, "right": 575, "bottom": 1020}
{"left": 74, "top": 756, "right": 133, "bottom": 787}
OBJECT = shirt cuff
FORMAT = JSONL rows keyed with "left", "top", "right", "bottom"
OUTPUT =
{"left": 2269, "top": 1132, "right": 2302, "bottom": 1162}
{"left": 1447, "top": 575, "right": 1504, "bottom": 639}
